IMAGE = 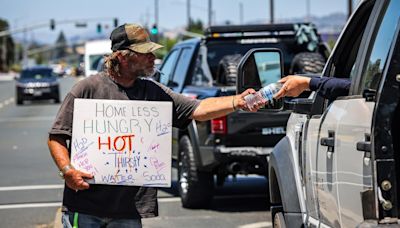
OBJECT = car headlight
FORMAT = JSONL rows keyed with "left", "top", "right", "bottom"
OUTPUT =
{"left": 48, "top": 81, "right": 59, "bottom": 87}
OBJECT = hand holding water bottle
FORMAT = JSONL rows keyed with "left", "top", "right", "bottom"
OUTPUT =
{"left": 233, "top": 88, "right": 267, "bottom": 112}
{"left": 244, "top": 82, "right": 283, "bottom": 109}
{"left": 274, "top": 75, "right": 312, "bottom": 99}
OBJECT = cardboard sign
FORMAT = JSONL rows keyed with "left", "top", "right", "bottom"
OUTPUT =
{"left": 71, "top": 99, "right": 172, "bottom": 187}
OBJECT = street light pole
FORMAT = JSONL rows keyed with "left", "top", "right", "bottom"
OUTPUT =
{"left": 239, "top": 2, "right": 243, "bottom": 25}
{"left": 270, "top": 0, "right": 274, "bottom": 24}
{"left": 208, "top": 0, "right": 212, "bottom": 27}
{"left": 154, "top": 0, "right": 159, "bottom": 42}
{"left": 187, "top": 0, "right": 191, "bottom": 29}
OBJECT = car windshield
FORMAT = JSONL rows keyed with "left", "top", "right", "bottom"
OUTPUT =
{"left": 20, "top": 69, "right": 54, "bottom": 79}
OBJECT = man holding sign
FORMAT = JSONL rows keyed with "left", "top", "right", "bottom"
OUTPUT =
{"left": 48, "top": 23, "right": 264, "bottom": 227}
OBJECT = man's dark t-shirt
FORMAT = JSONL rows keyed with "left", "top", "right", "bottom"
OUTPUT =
{"left": 49, "top": 73, "right": 200, "bottom": 219}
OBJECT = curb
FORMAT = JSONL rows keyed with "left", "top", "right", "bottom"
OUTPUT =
{"left": 53, "top": 207, "right": 62, "bottom": 228}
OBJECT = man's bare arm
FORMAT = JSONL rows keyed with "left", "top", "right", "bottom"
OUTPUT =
{"left": 191, "top": 88, "right": 264, "bottom": 121}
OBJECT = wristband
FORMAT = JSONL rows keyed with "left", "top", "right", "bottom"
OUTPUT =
{"left": 232, "top": 96, "right": 237, "bottom": 111}
{"left": 58, "top": 164, "right": 74, "bottom": 179}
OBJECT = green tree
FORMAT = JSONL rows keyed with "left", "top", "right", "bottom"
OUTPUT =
{"left": 182, "top": 18, "right": 204, "bottom": 40}
{"left": 29, "top": 41, "right": 46, "bottom": 65}
{"left": 187, "top": 19, "right": 204, "bottom": 35}
{"left": 154, "top": 37, "right": 178, "bottom": 59}
{"left": 0, "top": 18, "right": 15, "bottom": 72}
{"left": 53, "top": 31, "right": 67, "bottom": 60}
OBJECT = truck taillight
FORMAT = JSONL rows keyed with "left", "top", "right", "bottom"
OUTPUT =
{"left": 211, "top": 116, "right": 227, "bottom": 134}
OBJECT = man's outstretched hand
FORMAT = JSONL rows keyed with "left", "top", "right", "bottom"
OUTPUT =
{"left": 274, "top": 75, "right": 311, "bottom": 99}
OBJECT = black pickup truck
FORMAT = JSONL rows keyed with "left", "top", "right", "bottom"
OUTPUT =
{"left": 155, "top": 23, "right": 329, "bottom": 208}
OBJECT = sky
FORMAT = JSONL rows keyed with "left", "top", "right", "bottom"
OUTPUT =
{"left": 0, "top": 0, "right": 359, "bottom": 44}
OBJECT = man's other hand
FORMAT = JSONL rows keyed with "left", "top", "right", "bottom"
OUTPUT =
{"left": 64, "top": 169, "right": 93, "bottom": 191}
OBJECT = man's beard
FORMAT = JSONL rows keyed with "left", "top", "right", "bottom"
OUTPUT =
{"left": 119, "top": 65, "right": 154, "bottom": 79}
{"left": 141, "top": 66, "right": 155, "bottom": 77}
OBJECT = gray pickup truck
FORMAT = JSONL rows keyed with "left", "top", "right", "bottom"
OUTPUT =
{"left": 237, "top": 0, "right": 400, "bottom": 227}
{"left": 156, "top": 23, "right": 328, "bottom": 208}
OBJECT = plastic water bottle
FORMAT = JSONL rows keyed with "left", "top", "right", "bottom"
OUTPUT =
{"left": 244, "top": 82, "right": 283, "bottom": 108}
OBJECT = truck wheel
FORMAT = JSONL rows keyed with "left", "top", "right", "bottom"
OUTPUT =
{"left": 290, "top": 52, "right": 325, "bottom": 74}
{"left": 273, "top": 212, "right": 287, "bottom": 228}
{"left": 178, "top": 135, "right": 214, "bottom": 208}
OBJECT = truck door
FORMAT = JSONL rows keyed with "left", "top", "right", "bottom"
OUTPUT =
{"left": 334, "top": 1, "right": 400, "bottom": 226}
{"left": 315, "top": 1, "right": 399, "bottom": 227}
{"left": 303, "top": 0, "right": 377, "bottom": 226}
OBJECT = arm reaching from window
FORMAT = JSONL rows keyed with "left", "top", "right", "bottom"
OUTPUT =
{"left": 274, "top": 75, "right": 351, "bottom": 100}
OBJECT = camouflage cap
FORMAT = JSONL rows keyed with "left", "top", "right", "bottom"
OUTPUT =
{"left": 110, "top": 23, "right": 163, "bottom": 53}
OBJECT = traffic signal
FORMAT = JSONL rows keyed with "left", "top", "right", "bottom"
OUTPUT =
{"left": 50, "top": 19, "right": 55, "bottom": 30}
{"left": 150, "top": 24, "right": 158, "bottom": 35}
{"left": 113, "top": 18, "right": 118, "bottom": 28}
{"left": 97, "top": 23, "right": 102, "bottom": 33}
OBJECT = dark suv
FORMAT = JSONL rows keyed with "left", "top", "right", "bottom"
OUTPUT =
{"left": 15, "top": 66, "right": 60, "bottom": 105}
{"left": 157, "top": 23, "right": 329, "bottom": 208}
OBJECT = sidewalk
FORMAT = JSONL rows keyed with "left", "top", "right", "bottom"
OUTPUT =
{"left": 0, "top": 72, "right": 16, "bottom": 81}
{"left": 53, "top": 208, "right": 62, "bottom": 228}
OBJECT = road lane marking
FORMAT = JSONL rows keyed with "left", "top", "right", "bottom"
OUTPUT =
{"left": 3, "top": 98, "right": 13, "bottom": 105}
{"left": 0, "top": 194, "right": 265, "bottom": 210}
{"left": 0, "top": 97, "right": 13, "bottom": 109}
{"left": 238, "top": 222, "right": 272, "bottom": 228}
{"left": 0, "top": 202, "right": 61, "bottom": 210}
{"left": 157, "top": 194, "right": 266, "bottom": 203}
{"left": 0, "top": 115, "right": 55, "bottom": 123}
{"left": 0, "top": 184, "right": 63, "bottom": 191}
{"left": 214, "top": 194, "right": 266, "bottom": 200}
{"left": 158, "top": 197, "right": 180, "bottom": 202}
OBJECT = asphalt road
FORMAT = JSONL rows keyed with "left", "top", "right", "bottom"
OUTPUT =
{"left": 0, "top": 76, "right": 271, "bottom": 228}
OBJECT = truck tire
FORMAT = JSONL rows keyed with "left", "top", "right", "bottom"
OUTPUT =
{"left": 217, "top": 54, "right": 242, "bottom": 86}
{"left": 273, "top": 212, "right": 287, "bottom": 228}
{"left": 178, "top": 135, "right": 214, "bottom": 208}
{"left": 290, "top": 52, "right": 325, "bottom": 74}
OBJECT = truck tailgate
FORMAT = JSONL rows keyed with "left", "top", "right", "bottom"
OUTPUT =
{"left": 224, "top": 110, "right": 291, "bottom": 147}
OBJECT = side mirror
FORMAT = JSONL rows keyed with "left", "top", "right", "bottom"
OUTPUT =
{"left": 284, "top": 93, "right": 325, "bottom": 115}
{"left": 237, "top": 48, "right": 284, "bottom": 110}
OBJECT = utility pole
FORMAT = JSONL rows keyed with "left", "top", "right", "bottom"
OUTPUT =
{"left": 22, "top": 28, "right": 28, "bottom": 67}
{"left": 270, "top": 0, "right": 274, "bottom": 24}
{"left": 187, "top": 0, "right": 191, "bottom": 29}
{"left": 348, "top": 0, "right": 353, "bottom": 19}
{"left": 208, "top": 0, "right": 212, "bottom": 27}
{"left": 239, "top": 2, "right": 243, "bottom": 25}
{"left": 306, "top": 0, "right": 311, "bottom": 22}
{"left": 154, "top": 0, "right": 159, "bottom": 42}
